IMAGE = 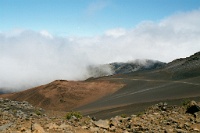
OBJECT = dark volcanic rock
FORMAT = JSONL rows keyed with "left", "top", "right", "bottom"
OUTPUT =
{"left": 186, "top": 105, "right": 200, "bottom": 117}
{"left": 186, "top": 101, "right": 200, "bottom": 117}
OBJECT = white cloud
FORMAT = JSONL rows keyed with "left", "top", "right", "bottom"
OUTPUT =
{"left": 159, "top": 9, "right": 200, "bottom": 32}
{"left": 40, "top": 30, "right": 53, "bottom": 39}
{"left": 105, "top": 28, "right": 126, "bottom": 38}
{"left": 0, "top": 9, "right": 200, "bottom": 91}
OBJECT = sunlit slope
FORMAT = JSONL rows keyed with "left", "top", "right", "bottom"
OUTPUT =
{"left": 0, "top": 80, "right": 123, "bottom": 111}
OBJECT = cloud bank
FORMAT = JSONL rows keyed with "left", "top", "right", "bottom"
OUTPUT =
{"left": 0, "top": 9, "right": 200, "bottom": 92}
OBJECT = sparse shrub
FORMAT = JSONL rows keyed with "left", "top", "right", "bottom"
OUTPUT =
{"left": 35, "top": 109, "right": 42, "bottom": 115}
{"left": 137, "top": 111, "right": 144, "bottom": 116}
{"left": 121, "top": 114, "right": 127, "bottom": 118}
{"left": 182, "top": 99, "right": 191, "bottom": 107}
{"left": 12, "top": 109, "right": 17, "bottom": 114}
{"left": 65, "top": 111, "right": 82, "bottom": 120}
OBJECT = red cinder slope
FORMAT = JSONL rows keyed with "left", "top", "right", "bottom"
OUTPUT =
{"left": 0, "top": 80, "right": 124, "bottom": 111}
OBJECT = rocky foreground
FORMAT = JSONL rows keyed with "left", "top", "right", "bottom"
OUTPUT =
{"left": 1, "top": 98, "right": 200, "bottom": 133}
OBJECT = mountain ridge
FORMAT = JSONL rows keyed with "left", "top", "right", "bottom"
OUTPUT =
{"left": 87, "top": 59, "right": 166, "bottom": 78}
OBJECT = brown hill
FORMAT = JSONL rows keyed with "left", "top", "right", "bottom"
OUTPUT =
{"left": 0, "top": 80, "right": 124, "bottom": 111}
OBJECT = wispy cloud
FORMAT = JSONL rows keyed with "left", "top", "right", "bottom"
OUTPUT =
{"left": 0, "top": 9, "right": 200, "bottom": 91}
{"left": 85, "top": 0, "right": 110, "bottom": 16}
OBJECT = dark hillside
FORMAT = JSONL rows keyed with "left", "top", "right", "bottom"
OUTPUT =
{"left": 76, "top": 51, "right": 200, "bottom": 118}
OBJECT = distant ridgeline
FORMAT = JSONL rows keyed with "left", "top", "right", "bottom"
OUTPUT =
{"left": 87, "top": 59, "right": 166, "bottom": 78}
{"left": 87, "top": 51, "right": 200, "bottom": 79}
{"left": 110, "top": 59, "right": 166, "bottom": 74}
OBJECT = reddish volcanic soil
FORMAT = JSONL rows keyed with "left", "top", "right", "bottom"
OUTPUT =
{"left": 0, "top": 80, "right": 124, "bottom": 111}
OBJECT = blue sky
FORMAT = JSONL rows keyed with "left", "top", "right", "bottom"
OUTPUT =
{"left": 1, "top": 0, "right": 200, "bottom": 36}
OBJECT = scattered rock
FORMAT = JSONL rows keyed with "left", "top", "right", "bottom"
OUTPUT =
{"left": 89, "top": 126, "right": 99, "bottom": 132}
{"left": 191, "top": 124, "right": 200, "bottom": 131}
{"left": 1, "top": 98, "right": 200, "bottom": 133}
{"left": 45, "top": 123, "right": 58, "bottom": 130}
{"left": 189, "top": 100, "right": 198, "bottom": 106}
{"left": 32, "top": 123, "right": 45, "bottom": 133}
{"left": 175, "top": 128, "right": 187, "bottom": 133}
{"left": 0, "top": 122, "right": 13, "bottom": 131}
{"left": 93, "top": 119, "right": 109, "bottom": 129}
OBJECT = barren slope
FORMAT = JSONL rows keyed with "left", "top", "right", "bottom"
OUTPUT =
{"left": 0, "top": 80, "right": 124, "bottom": 111}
